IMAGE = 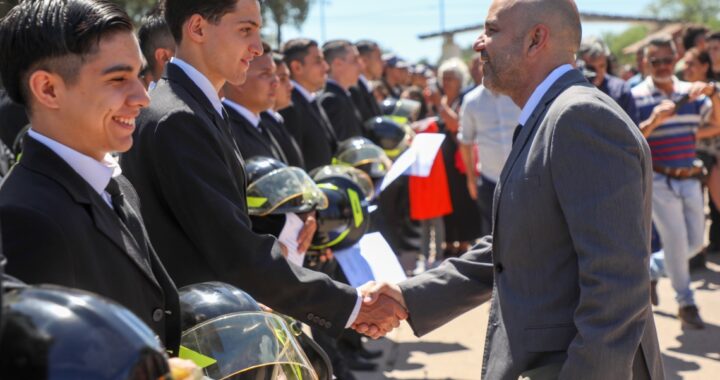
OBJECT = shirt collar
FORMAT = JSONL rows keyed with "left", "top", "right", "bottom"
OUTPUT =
{"left": 222, "top": 98, "right": 261, "bottom": 128}
{"left": 27, "top": 129, "right": 121, "bottom": 196}
{"left": 327, "top": 79, "right": 351, "bottom": 96}
{"left": 518, "top": 64, "right": 573, "bottom": 126}
{"left": 359, "top": 75, "right": 371, "bottom": 91}
{"left": 170, "top": 57, "right": 224, "bottom": 118}
{"left": 292, "top": 80, "right": 316, "bottom": 102}
{"left": 265, "top": 109, "right": 284, "bottom": 123}
{"left": 643, "top": 75, "right": 680, "bottom": 97}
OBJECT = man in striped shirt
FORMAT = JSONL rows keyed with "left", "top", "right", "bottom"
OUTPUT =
{"left": 633, "top": 36, "right": 720, "bottom": 330}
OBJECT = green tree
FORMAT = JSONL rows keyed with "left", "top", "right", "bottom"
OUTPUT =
{"left": 263, "top": 0, "right": 311, "bottom": 48}
{"left": 648, "top": 0, "right": 720, "bottom": 26}
{"left": 602, "top": 25, "right": 649, "bottom": 66}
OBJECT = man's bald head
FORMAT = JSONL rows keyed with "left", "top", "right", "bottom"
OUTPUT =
{"left": 494, "top": 0, "right": 581, "bottom": 57}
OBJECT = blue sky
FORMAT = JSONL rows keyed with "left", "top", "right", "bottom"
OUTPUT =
{"left": 274, "top": 0, "right": 656, "bottom": 63}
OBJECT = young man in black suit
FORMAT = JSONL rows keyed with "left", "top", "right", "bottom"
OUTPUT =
{"left": 0, "top": 0, "right": 182, "bottom": 354}
{"left": 223, "top": 42, "right": 288, "bottom": 163}
{"left": 351, "top": 40, "right": 383, "bottom": 122}
{"left": 318, "top": 40, "right": 366, "bottom": 141}
{"left": 120, "top": 0, "right": 406, "bottom": 337}
{"left": 280, "top": 38, "right": 338, "bottom": 170}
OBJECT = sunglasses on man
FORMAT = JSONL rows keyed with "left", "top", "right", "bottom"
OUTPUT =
{"left": 648, "top": 57, "right": 674, "bottom": 67}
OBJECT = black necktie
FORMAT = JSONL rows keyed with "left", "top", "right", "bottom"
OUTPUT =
{"left": 512, "top": 123, "right": 522, "bottom": 146}
{"left": 105, "top": 177, "right": 129, "bottom": 224}
{"left": 259, "top": 119, "right": 288, "bottom": 164}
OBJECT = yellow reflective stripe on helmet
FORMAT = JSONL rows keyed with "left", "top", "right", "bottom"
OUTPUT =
{"left": 310, "top": 228, "right": 350, "bottom": 250}
{"left": 179, "top": 345, "right": 217, "bottom": 369}
{"left": 384, "top": 148, "right": 401, "bottom": 158}
{"left": 317, "top": 183, "right": 339, "bottom": 191}
{"left": 389, "top": 115, "right": 408, "bottom": 125}
{"left": 347, "top": 188, "right": 363, "bottom": 228}
{"left": 247, "top": 196, "right": 268, "bottom": 208}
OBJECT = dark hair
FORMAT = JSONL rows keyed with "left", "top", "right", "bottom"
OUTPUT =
{"left": 682, "top": 25, "right": 708, "bottom": 51}
{"left": 281, "top": 38, "right": 318, "bottom": 68}
{"left": 643, "top": 35, "right": 677, "bottom": 56}
{"left": 261, "top": 41, "right": 272, "bottom": 56}
{"left": 272, "top": 52, "right": 285, "bottom": 67}
{"left": 355, "top": 40, "right": 379, "bottom": 56}
{"left": 322, "top": 39, "right": 352, "bottom": 65}
{"left": 709, "top": 31, "right": 720, "bottom": 43}
{"left": 686, "top": 47, "right": 713, "bottom": 80}
{"left": 0, "top": 0, "right": 133, "bottom": 106}
{"left": 138, "top": 7, "right": 174, "bottom": 74}
{"left": 163, "top": 0, "right": 238, "bottom": 43}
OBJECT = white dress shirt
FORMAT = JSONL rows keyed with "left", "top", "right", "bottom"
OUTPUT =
{"left": 458, "top": 85, "right": 521, "bottom": 183}
{"left": 518, "top": 64, "right": 573, "bottom": 126}
{"left": 171, "top": 57, "right": 224, "bottom": 118}
{"left": 222, "top": 98, "right": 261, "bottom": 130}
{"left": 358, "top": 75, "right": 372, "bottom": 92}
{"left": 27, "top": 129, "right": 120, "bottom": 208}
{"left": 291, "top": 80, "right": 316, "bottom": 102}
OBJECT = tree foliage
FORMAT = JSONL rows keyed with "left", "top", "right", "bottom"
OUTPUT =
{"left": 602, "top": 25, "right": 649, "bottom": 66}
{"left": 648, "top": 0, "right": 720, "bottom": 26}
{"left": 263, "top": 0, "right": 311, "bottom": 48}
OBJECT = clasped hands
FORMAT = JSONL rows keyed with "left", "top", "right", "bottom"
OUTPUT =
{"left": 351, "top": 281, "right": 408, "bottom": 339}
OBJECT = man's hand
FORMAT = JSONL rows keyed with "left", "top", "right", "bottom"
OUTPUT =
{"left": 651, "top": 99, "right": 676, "bottom": 124}
{"left": 688, "top": 81, "right": 717, "bottom": 100}
{"left": 296, "top": 211, "right": 317, "bottom": 253}
{"left": 352, "top": 281, "right": 408, "bottom": 339}
{"left": 168, "top": 357, "right": 203, "bottom": 380}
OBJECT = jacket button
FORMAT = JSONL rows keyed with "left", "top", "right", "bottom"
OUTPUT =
{"left": 307, "top": 313, "right": 314, "bottom": 320}
{"left": 495, "top": 263, "right": 504, "bottom": 273}
{"left": 313, "top": 316, "right": 321, "bottom": 324}
{"left": 325, "top": 322, "right": 332, "bottom": 329}
{"left": 152, "top": 308, "right": 164, "bottom": 322}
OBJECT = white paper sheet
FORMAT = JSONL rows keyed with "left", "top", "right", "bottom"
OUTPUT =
{"left": 334, "top": 232, "right": 407, "bottom": 287}
{"left": 378, "top": 133, "right": 445, "bottom": 191}
{"left": 278, "top": 213, "right": 305, "bottom": 267}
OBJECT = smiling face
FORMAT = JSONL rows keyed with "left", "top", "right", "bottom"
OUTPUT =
{"left": 53, "top": 31, "right": 149, "bottom": 160}
{"left": 202, "top": 0, "right": 263, "bottom": 86}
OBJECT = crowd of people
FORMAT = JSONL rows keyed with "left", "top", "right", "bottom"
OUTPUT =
{"left": 0, "top": 0, "right": 718, "bottom": 378}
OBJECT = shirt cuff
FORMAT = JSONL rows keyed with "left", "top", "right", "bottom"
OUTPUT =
{"left": 344, "top": 289, "right": 364, "bottom": 328}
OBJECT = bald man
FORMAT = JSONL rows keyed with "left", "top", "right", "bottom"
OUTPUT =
{"left": 357, "top": 1, "right": 663, "bottom": 379}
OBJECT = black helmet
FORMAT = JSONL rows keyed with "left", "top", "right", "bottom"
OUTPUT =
{"left": 178, "top": 282, "right": 321, "bottom": 380}
{"left": 0, "top": 285, "right": 170, "bottom": 380}
{"left": 379, "top": 98, "right": 422, "bottom": 122}
{"left": 246, "top": 156, "right": 328, "bottom": 216}
{"left": 335, "top": 137, "right": 391, "bottom": 179}
{"left": 364, "top": 117, "right": 412, "bottom": 159}
{"left": 309, "top": 165, "right": 375, "bottom": 201}
{"left": 311, "top": 176, "right": 370, "bottom": 251}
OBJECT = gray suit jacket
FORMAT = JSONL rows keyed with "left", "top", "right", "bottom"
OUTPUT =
{"left": 400, "top": 70, "right": 663, "bottom": 380}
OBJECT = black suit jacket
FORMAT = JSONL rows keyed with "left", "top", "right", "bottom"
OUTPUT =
{"left": 318, "top": 81, "right": 365, "bottom": 141}
{"left": 260, "top": 111, "right": 305, "bottom": 169}
{"left": 225, "top": 105, "right": 286, "bottom": 163}
{"left": 121, "top": 62, "right": 357, "bottom": 334}
{"left": 279, "top": 88, "right": 337, "bottom": 171}
{"left": 350, "top": 79, "right": 381, "bottom": 123}
{"left": 0, "top": 136, "right": 180, "bottom": 353}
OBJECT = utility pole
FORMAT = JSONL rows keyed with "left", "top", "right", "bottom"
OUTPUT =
{"left": 320, "top": 0, "right": 327, "bottom": 43}
{"left": 439, "top": 0, "right": 445, "bottom": 33}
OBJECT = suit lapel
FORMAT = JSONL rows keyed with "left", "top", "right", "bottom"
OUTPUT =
{"left": 19, "top": 137, "right": 160, "bottom": 287}
{"left": 492, "top": 70, "right": 588, "bottom": 226}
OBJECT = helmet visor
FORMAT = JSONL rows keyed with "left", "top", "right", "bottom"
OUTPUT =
{"left": 310, "top": 165, "right": 375, "bottom": 201}
{"left": 335, "top": 145, "right": 392, "bottom": 178}
{"left": 247, "top": 167, "right": 328, "bottom": 216}
{"left": 179, "top": 312, "right": 317, "bottom": 380}
{"left": 391, "top": 99, "right": 421, "bottom": 121}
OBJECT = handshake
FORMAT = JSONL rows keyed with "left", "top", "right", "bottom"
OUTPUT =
{"left": 351, "top": 281, "right": 408, "bottom": 339}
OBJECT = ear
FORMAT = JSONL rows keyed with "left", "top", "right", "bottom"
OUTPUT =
{"left": 290, "top": 60, "right": 303, "bottom": 77}
{"left": 155, "top": 48, "right": 174, "bottom": 66}
{"left": 184, "top": 14, "right": 208, "bottom": 44}
{"left": 526, "top": 24, "right": 550, "bottom": 58}
{"left": 27, "top": 70, "right": 63, "bottom": 110}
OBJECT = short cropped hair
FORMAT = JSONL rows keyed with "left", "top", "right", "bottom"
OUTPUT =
{"left": 682, "top": 25, "right": 708, "bottom": 51}
{"left": 138, "top": 7, "right": 174, "bottom": 73}
{"left": 272, "top": 52, "right": 285, "bottom": 67}
{"left": 322, "top": 40, "right": 353, "bottom": 65}
{"left": 281, "top": 38, "right": 318, "bottom": 67}
{"left": 0, "top": 0, "right": 133, "bottom": 106}
{"left": 643, "top": 35, "right": 677, "bottom": 56}
{"left": 163, "top": 0, "right": 238, "bottom": 43}
{"left": 355, "top": 40, "right": 379, "bottom": 56}
{"left": 708, "top": 31, "right": 720, "bottom": 43}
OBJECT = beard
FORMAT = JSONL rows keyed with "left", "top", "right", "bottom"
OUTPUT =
{"left": 481, "top": 49, "right": 522, "bottom": 97}
{"left": 651, "top": 74, "right": 673, "bottom": 84}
